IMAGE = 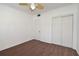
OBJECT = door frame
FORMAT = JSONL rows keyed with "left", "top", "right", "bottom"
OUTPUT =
{"left": 51, "top": 14, "right": 74, "bottom": 48}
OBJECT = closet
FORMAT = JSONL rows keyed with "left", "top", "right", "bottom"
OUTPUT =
{"left": 52, "top": 15, "right": 73, "bottom": 48}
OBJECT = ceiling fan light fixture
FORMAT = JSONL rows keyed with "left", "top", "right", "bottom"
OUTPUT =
{"left": 19, "top": 3, "right": 44, "bottom": 11}
{"left": 30, "top": 3, "right": 36, "bottom": 10}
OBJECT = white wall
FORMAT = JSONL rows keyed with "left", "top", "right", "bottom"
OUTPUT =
{"left": 77, "top": 4, "right": 79, "bottom": 54}
{"left": 33, "top": 4, "right": 78, "bottom": 51}
{"left": 0, "top": 4, "right": 33, "bottom": 51}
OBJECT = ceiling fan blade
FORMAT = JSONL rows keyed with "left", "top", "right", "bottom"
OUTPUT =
{"left": 36, "top": 4, "right": 44, "bottom": 10}
{"left": 19, "top": 3, "right": 30, "bottom": 9}
{"left": 19, "top": 3, "right": 44, "bottom": 11}
{"left": 19, "top": 3, "right": 29, "bottom": 5}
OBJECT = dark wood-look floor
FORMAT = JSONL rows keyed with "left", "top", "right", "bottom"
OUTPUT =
{"left": 0, "top": 39, "right": 78, "bottom": 56}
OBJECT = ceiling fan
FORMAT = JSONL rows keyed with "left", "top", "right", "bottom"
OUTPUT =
{"left": 19, "top": 3, "right": 44, "bottom": 11}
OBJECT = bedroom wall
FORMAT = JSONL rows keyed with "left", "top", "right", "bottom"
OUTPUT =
{"left": 0, "top": 4, "right": 33, "bottom": 51}
{"left": 33, "top": 4, "right": 78, "bottom": 51}
{"left": 77, "top": 4, "right": 79, "bottom": 54}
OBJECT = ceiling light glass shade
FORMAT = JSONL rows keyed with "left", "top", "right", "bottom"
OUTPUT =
{"left": 30, "top": 3, "right": 36, "bottom": 10}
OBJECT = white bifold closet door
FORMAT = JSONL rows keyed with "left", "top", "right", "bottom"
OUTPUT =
{"left": 52, "top": 17, "right": 62, "bottom": 45}
{"left": 52, "top": 15, "right": 73, "bottom": 48}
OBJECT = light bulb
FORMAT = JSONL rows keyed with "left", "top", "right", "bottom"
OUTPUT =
{"left": 31, "top": 3, "right": 36, "bottom": 10}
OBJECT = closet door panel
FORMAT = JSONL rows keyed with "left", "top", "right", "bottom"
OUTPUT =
{"left": 52, "top": 17, "right": 62, "bottom": 45}
{"left": 62, "top": 15, "right": 73, "bottom": 48}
